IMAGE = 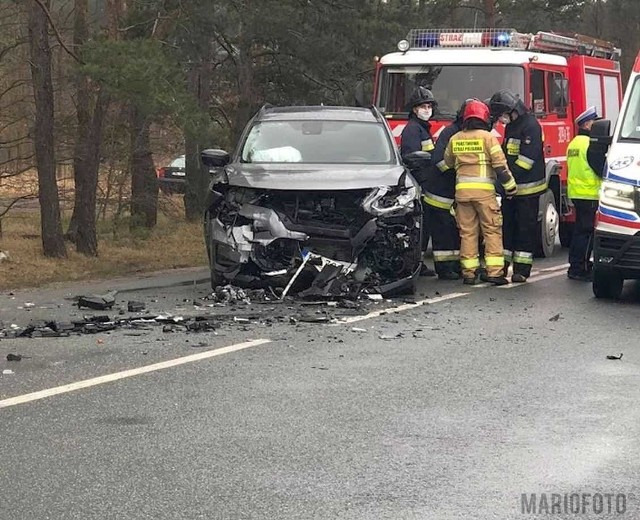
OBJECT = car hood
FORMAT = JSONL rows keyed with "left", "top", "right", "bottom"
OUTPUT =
{"left": 225, "top": 163, "right": 408, "bottom": 190}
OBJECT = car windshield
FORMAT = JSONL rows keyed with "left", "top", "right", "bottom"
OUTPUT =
{"left": 376, "top": 65, "right": 525, "bottom": 118}
{"left": 619, "top": 76, "right": 640, "bottom": 141}
{"left": 171, "top": 155, "right": 185, "bottom": 168}
{"left": 240, "top": 120, "right": 395, "bottom": 164}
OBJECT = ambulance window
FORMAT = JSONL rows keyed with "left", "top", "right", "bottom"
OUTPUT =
{"left": 585, "top": 73, "right": 604, "bottom": 116}
{"left": 530, "top": 69, "right": 546, "bottom": 114}
{"left": 620, "top": 77, "right": 640, "bottom": 140}
{"left": 547, "top": 72, "right": 568, "bottom": 117}
{"left": 603, "top": 75, "right": 620, "bottom": 123}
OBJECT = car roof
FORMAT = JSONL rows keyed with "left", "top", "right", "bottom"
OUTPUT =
{"left": 256, "top": 106, "right": 381, "bottom": 123}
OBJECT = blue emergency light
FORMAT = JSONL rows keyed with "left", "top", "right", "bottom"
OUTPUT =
{"left": 400, "top": 28, "right": 519, "bottom": 51}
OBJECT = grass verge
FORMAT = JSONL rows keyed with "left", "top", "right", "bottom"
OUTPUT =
{"left": 0, "top": 208, "right": 208, "bottom": 291}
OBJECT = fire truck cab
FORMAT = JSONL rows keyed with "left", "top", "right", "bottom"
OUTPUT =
{"left": 373, "top": 28, "right": 622, "bottom": 257}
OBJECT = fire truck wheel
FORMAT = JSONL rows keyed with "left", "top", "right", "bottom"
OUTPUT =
{"left": 559, "top": 222, "right": 574, "bottom": 248}
{"left": 592, "top": 268, "right": 623, "bottom": 299}
{"left": 535, "top": 189, "right": 558, "bottom": 258}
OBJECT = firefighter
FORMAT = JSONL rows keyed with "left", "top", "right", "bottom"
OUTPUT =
{"left": 489, "top": 89, "right": 546, "bottom": 283}
{"left": 566, "top": 106, "right": 603, "bottom": 281}
{"left": 443, "top": 99, "right": 518, "bottom": 285}
{"left": 426, "top": 101, "right": 471, "bottom": 280}
{"left": 401, "top": 86, "right": 437, "bottom": 276}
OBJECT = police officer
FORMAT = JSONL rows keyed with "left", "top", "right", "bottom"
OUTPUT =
{"left": 443, "top": 99, "right": 517, "bottom": 285}
{"left": 426, "top": 101, "right": 471, "bottom": 280}
{"left": 401, "top": 86, "right": 437, "bottom": 276}
{"left": 489, "top": 89, "right": 546, "bottom": 283}
{"left": 567, "top": 106, "right": 603, "bottom": 281}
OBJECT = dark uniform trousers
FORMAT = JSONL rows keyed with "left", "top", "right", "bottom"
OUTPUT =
{"left": 501, "top": 112, "right": 545, "bottom": 279}
{"left": 424, "top": 203, "right": 460, "bottom": 275}
{"left": 501, "top": 195, "right": 538, "bottom": 277}
{"left": 568, "top": 199, "right": 598, "bottom": 274}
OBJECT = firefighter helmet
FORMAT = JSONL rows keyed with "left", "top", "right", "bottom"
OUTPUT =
{"left": 462, "top": 99, "right": 490, "bottom": 124}
{"left": 489, "top": 89, "right": 527, "bottom": 117}
{"left": 406, "top": 86, "right": 436, "bottom": 110}
{"left": 456, "top": 98, "right": 477, "bottom": 123}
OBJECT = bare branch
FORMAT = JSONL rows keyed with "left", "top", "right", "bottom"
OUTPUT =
{"left": 0, "top": 194, "right": 38, "bottom": 219}
{"left": 32, "top": 0, "right": 83, "bottom": 63}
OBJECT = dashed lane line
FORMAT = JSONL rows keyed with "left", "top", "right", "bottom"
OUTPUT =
{"left": 0, "top": 338, "right": 272, "bottom": 410}
{"left": 334, "top": 292, "right": 467, "bottom": 325}
{"left": 540, "top": 263, "right": 570, "bottom": 273}
{"left": 500, "top": 268, "right": 568, "bottom": 288}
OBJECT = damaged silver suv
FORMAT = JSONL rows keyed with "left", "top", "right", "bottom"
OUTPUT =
{"left": 201, "top": 105, "right": 424, "bottom": 297}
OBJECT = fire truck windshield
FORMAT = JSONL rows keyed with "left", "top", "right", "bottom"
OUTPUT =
{"left": 377, "top": 65, "right": 525, "bottom": 118}
{"left": 620, "top": 76, "right": 640, "bottom": 141}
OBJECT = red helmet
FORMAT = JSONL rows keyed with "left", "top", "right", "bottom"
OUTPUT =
{"left": 463, "top": 99, "right": 490, "bottom": 124}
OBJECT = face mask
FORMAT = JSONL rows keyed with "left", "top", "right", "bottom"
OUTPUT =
{"left": 499, "top": 114, "right": 511, "bottom": 125}
{"left": 417, "top": 107, "right": 432, "bottom": 121}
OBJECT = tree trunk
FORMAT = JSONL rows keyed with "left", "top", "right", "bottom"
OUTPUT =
{"left": 484, "top": 0, "right": 496, "bottom": 27}
{"left": 75, "top": 89, "right": 108, "bottom": 255}
{"left": 68, "top": 0, "right": 109, "bottom": 255}
{"left": 184, "top": 64, "right": 212, "bottom": 222}
{"left": 129, "top": 106, "right": 157, "bottom": 229}
{"left": 233, "top": 31, "right": 255, "bottom": 143}
{"left": 27, "top": 0, "right": 66, "bottom": 258}
{"left": 184, "top": 130, "right": 202, "bottom": 222}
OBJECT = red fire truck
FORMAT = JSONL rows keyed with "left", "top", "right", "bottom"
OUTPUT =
{"left": 373, "top": 28, "right": 622, "bottom": 256}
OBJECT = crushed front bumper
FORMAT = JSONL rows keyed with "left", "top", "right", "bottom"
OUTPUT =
{"left": 204, "top": 187, "right": 422, "bottom": 296}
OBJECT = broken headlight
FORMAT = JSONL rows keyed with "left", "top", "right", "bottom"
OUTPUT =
{"left": 362, "top": 185, "right": 418, "bottom": 217}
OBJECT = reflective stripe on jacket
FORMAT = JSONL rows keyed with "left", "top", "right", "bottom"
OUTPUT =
{"left": 503, "top": 112, "right": 546, "bottom": 197}
{"left": 443, "top": 128, "right": 515, "bottom": 202}
{"left": 567, "top": 134, "right": 601, "bottom": 200}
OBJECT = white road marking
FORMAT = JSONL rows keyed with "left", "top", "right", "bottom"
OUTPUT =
{"left": 0, "top": 338, "right": 271, "bottom": 410}
{"left": 540, "top": 262, "right": 570, "bottom": 273}
{"left": 334, "top": 292, "right": 467, "bottom": 325}
{"left": 334, "top": 261, "right": 569, "bottom": 323}
{"left": 499, "top": 268, "right": 567, "bottom": 289}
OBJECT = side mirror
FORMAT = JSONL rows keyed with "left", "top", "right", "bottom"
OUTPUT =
{"left": 403, "top": 151, "right": 432, "bottom": 172}
{"left": 201, "top": 149, "right": 230, "bottom": 168}
{"left": 588, "top": 119, "right": 612, "bottom": 178}
{"left": 590, "top": 119, "right": 612, "bottom": 143}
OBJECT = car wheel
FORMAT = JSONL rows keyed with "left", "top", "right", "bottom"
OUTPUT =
{"left": 592, "top": 268, "right": 623, "bottom": 299}
{"left": 559, "top": 221, "right": 574, "bottom": 248}
{"left": 208, "top": 244, "right": 224, "bottom": 291}
{"left": 534, "top": 189, "right": 558, "bottom": 258}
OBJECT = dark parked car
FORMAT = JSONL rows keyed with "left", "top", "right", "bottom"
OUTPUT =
{"left": 201, "top": 105, "right": 426, "bottom": 296}
{"left": 157, "top": 155, "right": 185, "bottom": 194}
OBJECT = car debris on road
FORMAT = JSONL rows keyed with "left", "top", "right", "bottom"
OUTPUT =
{"left": 76, "top": 291, "right": 117, "bottom": 311}
{"left": 127, "top": 301, "right": 146, "bottom": 313}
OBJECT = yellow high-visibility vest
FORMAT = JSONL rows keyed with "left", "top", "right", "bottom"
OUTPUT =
{"left": 567, "top": 134, "right": 601, "bottom": 200}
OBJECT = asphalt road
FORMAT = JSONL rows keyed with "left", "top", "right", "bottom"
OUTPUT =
{"left": 1, "top": 254, "right": 639, "bottom": 520}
